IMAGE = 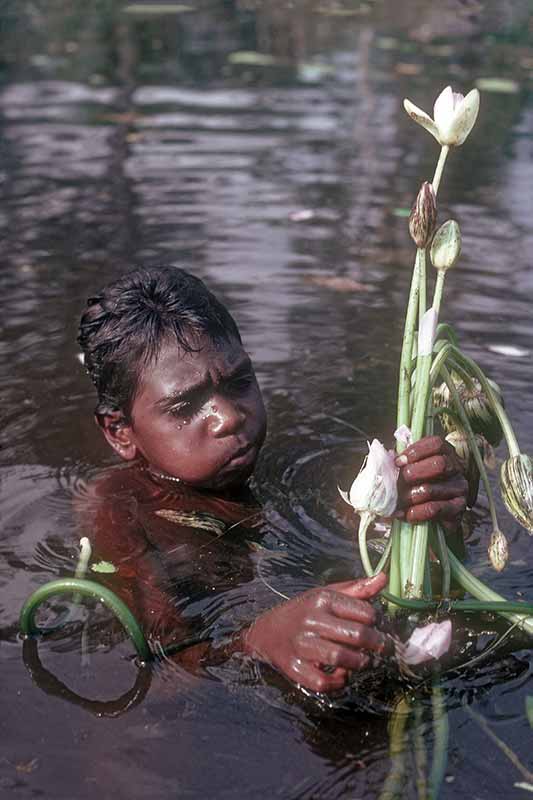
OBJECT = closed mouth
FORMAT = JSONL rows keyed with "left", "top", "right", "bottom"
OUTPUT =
{"left": 224, "top": 441, "right": 256, "bottom": 468}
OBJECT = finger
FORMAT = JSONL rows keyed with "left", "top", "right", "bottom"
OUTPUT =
{"left": 395, "top": 435, "right": 446, "bottom": 466}
{"left": 297, "top": 635, "right": 371, "bottom": 671}
{"left": 329, "top": 571, "right": 388, "bottom": 600}
{"left": 289, "top": 658, "right": 348, "bottom": 694}
{"left": 405, "top": 496, "right": 467, "bottom": 524}
{"left": 313, "top": 614, "right": 386, "bottom": 652}
{"left": 400, "top": 477, "right": 469, "bottom": 507}
{"left": 400, "top": 454, "right": 459, "bottom": 485}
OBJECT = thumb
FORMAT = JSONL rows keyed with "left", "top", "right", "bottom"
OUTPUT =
{"left": 329, "top": 571, "right": 387, "bottom": 600}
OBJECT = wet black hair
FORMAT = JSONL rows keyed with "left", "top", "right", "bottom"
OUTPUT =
{"left": 78, "top": 265, "right": 242, "bottom": 421}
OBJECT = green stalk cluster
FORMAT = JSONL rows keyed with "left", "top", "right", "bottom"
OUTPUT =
{"left": 375, "top": 133, "right": 533, "bottom": 635}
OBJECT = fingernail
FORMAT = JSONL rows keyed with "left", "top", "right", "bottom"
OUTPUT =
{"left": 395, "top": 455, "right": 408, "bottom": 466}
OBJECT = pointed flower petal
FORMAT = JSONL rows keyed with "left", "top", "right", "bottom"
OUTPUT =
{"left": 403, "top": 98, "right": 440, "bottom": 141}
{"left": 450, "top": 88, "right": 480, "bottom": 146}
{"left": 433, "top": 85, "right": 455, "bottom": 130}
{"left": 394, "top": 425, "right": 412, "bottom": 447}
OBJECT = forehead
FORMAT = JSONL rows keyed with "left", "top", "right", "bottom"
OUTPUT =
{"left": 136, "top": 334, "right": 247, "bottom": 400}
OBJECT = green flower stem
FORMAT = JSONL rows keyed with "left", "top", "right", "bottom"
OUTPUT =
{"left": 434, "top": 525, "right": 451, "bottom": 598}
{"left": 358, "top": 512, "right": 375, "bottom": 577}
{"left": 388, "top": 521, "right": 402, "bottom": 612}
{"left": 432, "top": 145, "right": 449, "bottom": 195}
{"left": 432, "top": 269, "right": 446, "bottom": 317}
{"left": 436, "top": 322, "right": 459, "bottom": 348}
{"left": 447, "top": 549, "right": 533, "bottom": 636}
{"left": 396, "top": 249, "right": 424, "bottom": 440}
{"left": 419, "top": 249, "right": 427, "bottom": 321}
{"left": 429, "top": 682, "right": 449, "bottom": 800}
{"left": 407, "top": 521, "right": 430, "bottom": 598}
{"left": 449, "top": 347, "right": 521, "bottom": 457}
{"left": 374, "top": 535, "right": 393, "bottom": 575}
{"left": 380, "top": 588, "right": 533, "bottom": 618}
{"left": 19, "top": 578, "right": 152, "bottom": 662}
{"left": 440, "top": 364, "right": 500, "bottom": 533}
{"left": 411, "top": 354, "right": 433, "bottom": 441}
{"left": 399, "top": 522, "right": 413, "bottom": 594}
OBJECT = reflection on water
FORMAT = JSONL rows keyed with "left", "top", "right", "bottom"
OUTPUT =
{"left": 2, "top": 1, "right": 533, "bottom": 798}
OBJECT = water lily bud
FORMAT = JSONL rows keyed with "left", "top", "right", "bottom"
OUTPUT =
{"left": 409, "top": 181, "right": 437, "bottom": 249}
{"left": 433, "top": 374, "right": 504, "bottom": 447}
{"left": 404, "top": 85, "right": 480, "bottom": 147}
{"left": 500, "top": 455, "right": 533, "bottom": 534}
{"left": 488, "top": 528, "right": 509, "bottom": 572}
{"left": 445, "top": 429, "right": 484, "bottom": 507}
{"left": 339, "top": 439, "right": 399, "bottom": 519}
{"left": 430, "top": 220, "right": 461, "bottom": 272}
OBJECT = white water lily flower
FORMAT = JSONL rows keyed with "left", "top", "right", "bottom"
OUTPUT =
{"left": 339, "top": 439, "right": 399, "bottom": 518}
{"left": 402, "top": 620, "right": 452, "bottom": 665}
{"left": 404, "top": 86, "right": 480, "bottom": 147}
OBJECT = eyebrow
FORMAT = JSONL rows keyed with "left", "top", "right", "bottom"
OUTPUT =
{"left": 155, "top": 355, "right": 253, "bottom": 410}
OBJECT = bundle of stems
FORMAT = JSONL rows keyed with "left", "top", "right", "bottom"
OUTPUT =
{"left": 357, "top": 86, "right": 533, "bottom": 634}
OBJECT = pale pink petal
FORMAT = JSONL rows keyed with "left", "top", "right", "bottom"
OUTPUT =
{"left": 394, "top": 425, "right": 412, "bottom": 447}
{"left": 403, "top": 620, "right": 452, "bottom": 665}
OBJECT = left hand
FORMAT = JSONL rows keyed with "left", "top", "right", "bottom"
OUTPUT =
{"left": 394, "top": 435, "right": 468, "bottom": 529}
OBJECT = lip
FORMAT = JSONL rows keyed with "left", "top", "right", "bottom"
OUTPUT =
{"left": 223, "top": 441, "right": 257, "bottom": 469}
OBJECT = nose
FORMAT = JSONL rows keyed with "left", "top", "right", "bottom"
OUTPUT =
{"left": 208, "top": 395, "right": 246, "bottom": 438}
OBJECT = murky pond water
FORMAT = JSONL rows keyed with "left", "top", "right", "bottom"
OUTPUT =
{"left": 2, "top": 1, "right": 533, "bottom": 797}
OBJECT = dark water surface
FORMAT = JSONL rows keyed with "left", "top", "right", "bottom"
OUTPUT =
{"left": 2, "top": 1, "right": 533, "bottom": 797}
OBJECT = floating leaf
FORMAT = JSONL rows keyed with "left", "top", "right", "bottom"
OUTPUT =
{"left": 123, "top": 3, "right": 193, "bottom": 14}
{"left": 289, "top": 209, "right": 315, "bottom": 222}
{"left": 487, "top": 344, "right": 530, "bottom": 358}
{"left": 305, "top": 275, "right": 371, "bottom": 293}
{"left": 393, "top": 207, "right": 411, "bottom": 218}
{"left": 476, "top": 78, "right": 520, "bottom": 94}
{"left": 91, "top": 560, "right": 117, "bottom": 574}
{"left": 298, "top": 62, "right": 335, "bottom": 83}
{"left": 228, "top": 51, "right": 282, "bottom": 67}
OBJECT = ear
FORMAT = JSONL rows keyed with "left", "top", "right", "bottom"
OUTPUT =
{"left": 95, "top": 410, "right": 138, "bottom": 461}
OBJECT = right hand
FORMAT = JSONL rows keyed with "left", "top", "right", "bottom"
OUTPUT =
{"left": 243, "top": 572, "right": 387, "bottom": 693}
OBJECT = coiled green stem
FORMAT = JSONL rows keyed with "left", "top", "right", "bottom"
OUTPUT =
{"left": 19, "top": 578, "right": 152, "bottom": 663}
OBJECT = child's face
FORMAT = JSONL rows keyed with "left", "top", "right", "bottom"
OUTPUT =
{"left": 115, "top": 334, "right": 267, "bottom": 490}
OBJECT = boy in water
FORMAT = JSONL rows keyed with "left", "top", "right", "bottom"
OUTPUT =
{"left": 78, "top": 266, "right": 467, "bottom": 693}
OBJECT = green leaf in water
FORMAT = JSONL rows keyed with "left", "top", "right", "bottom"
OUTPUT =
{"left": 123, "top": 4, "right": 193, "bottom": 15}
{"left": 526, "top": 696, "right": 533, "bottom": 728}
{"left": 476, "top": 78, "right": 520, "bottom": 94}
{"left": 393, "top": 207, "right": 411, "bottom": 218}
{"left": 228, "top": 51, "right": 282, "bottom": 67}
{"left": 91, "top": 560, "right": 117, "bottom": 574}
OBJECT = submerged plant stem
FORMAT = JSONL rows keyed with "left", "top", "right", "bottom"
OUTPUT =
{"left": 429, "top": 682, "right": 449, "bottom": 799}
